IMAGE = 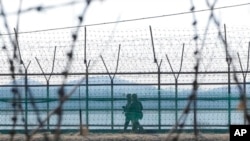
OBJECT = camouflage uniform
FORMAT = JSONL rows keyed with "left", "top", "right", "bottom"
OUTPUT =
{"left": 130, "top": 94, "right": 143, "bottom": 133}
{"left": 123, "top": 94, "right": 132, "bottom": 131}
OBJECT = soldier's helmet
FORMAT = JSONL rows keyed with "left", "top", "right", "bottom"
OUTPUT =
{"left": 126, "top": 94, "right": 131, "bottom": 99}
{"left": 132, "top": 93, "right": 137, "bottom": 100}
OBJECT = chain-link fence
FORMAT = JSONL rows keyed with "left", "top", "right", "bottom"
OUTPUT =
{"left": 0, "top": 26, "right": 250, "bottom": 133}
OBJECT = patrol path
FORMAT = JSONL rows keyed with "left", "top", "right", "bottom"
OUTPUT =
{"left": 0, "top": 133, "right": 229, "bottom": 141}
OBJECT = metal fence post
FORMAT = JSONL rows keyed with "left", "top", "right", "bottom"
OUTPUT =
{"left": 227, "top": 62, "right": 231, "bottom": 126}
{"left": 24, "top": 69, "right": 28, "bottom": 133}
{"left": 35, "top": 46, "right": 56, "bottom": 132}
{"left": 224, "top": 24, "right": 231, "bottom": 126}
{"left": 84, "top": 26, "right": 90, "bottom": 128}
{"left": 46, "top": 81, "right": 50, "bottom": 131}
{"left": 79, "top": 85, "right": 83, "bottom": 135}
{"left": 158, "top": 65, "right": 161, "bottom": 130}
{"left": 166, "top": 43, "right": 185, "bottom": 130}
{"left": 23, "top": 62, "right": 31, "bottom": 134}
{"left": 85, "top": 61, "right": 90, "bottom": 128}
{"left": 175, "top": 79, "right": 178, "bottom": 127}
{"left": 149, "top": 26, "right": 163, "bottom": 130}
{"left": 100, "top": 45, "right": 121, "bottom": 131}
{"left": 111, "top": 79, "right": 114, "bottom": 130}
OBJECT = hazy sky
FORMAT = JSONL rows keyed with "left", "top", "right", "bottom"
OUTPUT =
{"left": 0, "top": 0, "right": 250, "bottom": 86}
{"left": 1, "top": 0, "right": 250, "bottom": 33}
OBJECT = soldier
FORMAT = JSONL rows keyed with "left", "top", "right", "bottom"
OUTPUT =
{"left": 130, "top": 93, "right": 143, "bottom": 133}
{"left": 123, "top": 94, "right": 132, "bottom": 132}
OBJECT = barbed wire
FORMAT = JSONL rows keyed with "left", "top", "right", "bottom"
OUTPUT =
{"left": 1, "top": 26, "right": 250, "bottom": 74}
{"left": 0, "top": 2, "right": 250, "bottom": 35}
{"left": 1, "top": 0, "right": 250, "bottom": 140}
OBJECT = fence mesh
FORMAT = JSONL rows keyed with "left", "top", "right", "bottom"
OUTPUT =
{"left": 0, "top": 26, "right": 250, "bottom": 131}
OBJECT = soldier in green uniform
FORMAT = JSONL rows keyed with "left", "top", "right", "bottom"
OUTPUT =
{"left": 130, "top": 93, "right": 143, "bottom": 133}
{"left": 123, "top": 94, "right": 132, "bottom": 132}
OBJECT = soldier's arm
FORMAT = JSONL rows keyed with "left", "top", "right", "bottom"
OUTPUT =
{"left": 140, "top": 102, "right": 143, "bottom": 110}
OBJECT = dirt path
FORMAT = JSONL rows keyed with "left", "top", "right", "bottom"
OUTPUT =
{"left": 0, "top": 133, "right": 229, "bottom": 141}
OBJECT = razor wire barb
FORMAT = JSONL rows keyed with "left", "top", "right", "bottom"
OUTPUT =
{"left": 1, "top": 0, "right": 93, "bottom": 141}
{"left": 0, "top": 0, "right": 250, "bottom": 141}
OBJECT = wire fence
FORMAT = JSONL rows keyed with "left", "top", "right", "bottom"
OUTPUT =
{"left": 0, "top": 26, "right": 250, "bottom": 133}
